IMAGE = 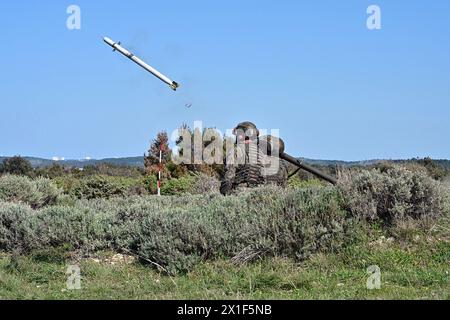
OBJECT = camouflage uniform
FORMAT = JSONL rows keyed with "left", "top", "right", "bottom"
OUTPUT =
{"left": 220, "top": 122, "right": 288, "bottom": 195}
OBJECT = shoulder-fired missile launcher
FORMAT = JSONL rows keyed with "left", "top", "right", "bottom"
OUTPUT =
{"left": 220, "top": 122, "right": 336, "bottom": 195}
{"left": 259, "top": 135, "right": 337, "bottom": 185}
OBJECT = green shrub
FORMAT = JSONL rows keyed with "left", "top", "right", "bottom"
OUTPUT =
{"left": 71, "top": 176, "right": 126, "bottom": 199}
{"left": 0, "top": 156, "right": 33, "bottom": 176}
{"left": 0, "top": 202, "right": 114, "bottom": 254}
{"left": 0, "top": 175, "right": 62, "bottom": 209}
{"left": 161, "top": 174, "right": 197, "bottom": 195}
{"left": 34, "top": 164, "right": 67, "bottom": 179}
{"left": 52, "top": 175, "right": 82, "bottom": 194}
{"left": 32, "top": 205, "right": 114, "bottom": 252}
{"left": 55, "top": 175, "right": 147, "bottom": 199}
{"left": 143, "top": 175, "right": 158, "bottom": 194}
{"left": 145, "top": 173, "right": 219, "bottom": 196}
{"left": 338, "top": 165, "right": 450, "bottom": 225}
{"left": 0, "top": 202, "right": 35, "bottom": 252}
{"left": 131, "top": 186, "right": 350, "bottom": 273}
{"left": 2, "top": 167, "right": 448, "bottom": 274}
{"left": 0, "top": 185, "right": 351, "bottom": 273}
{"left": 287, "top": 176, "right": 324, "bottom": 189}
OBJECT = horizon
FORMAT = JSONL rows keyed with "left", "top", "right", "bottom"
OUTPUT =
{"left": 1, "top": 1, "right": 449, "bottom": 160}
{"left": 1, "top": 154, "right": 450, "bottom": 163}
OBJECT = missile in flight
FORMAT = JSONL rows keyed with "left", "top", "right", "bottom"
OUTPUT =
{"left": 103, "top": 37, "right": 179, "bottom": 91}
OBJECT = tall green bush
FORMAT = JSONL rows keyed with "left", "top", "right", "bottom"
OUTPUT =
{"left": 71, "top": 176, "right": 126, "bottom": 199}
{"left": 0, "top": 156, "right": 33, "bottom": 176}
{"left": 338, "top": 165, "right": 450, "bottom": 224}
{"left": 32, "top": 205, "right": 114, "bottom": 251}
{"left": 0, "top": 202, "right": 35, "bottom": 252}
{"left": 160, "top": 174, "right": 197, "bottom": 195}
{"left": 0, "top": 175, "right": 62, "bottom": 209}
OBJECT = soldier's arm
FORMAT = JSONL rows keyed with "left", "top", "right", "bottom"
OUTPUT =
{"left": 220, "top": 148, "right": 239, "bottom": 195}
{"left": 220, "top": 165, "right": 236, "bottom": 195}
{"left": 278, "top": 159, "right": 289, "bottom": 187}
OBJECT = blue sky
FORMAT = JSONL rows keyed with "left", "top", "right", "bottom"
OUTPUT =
{"left": 1, "top": 1, "right": 449, "bottom": 160}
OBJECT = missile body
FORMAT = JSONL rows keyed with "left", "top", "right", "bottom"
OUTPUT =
{"left": 103, "top": 37, "right": 179, "bottom": 91}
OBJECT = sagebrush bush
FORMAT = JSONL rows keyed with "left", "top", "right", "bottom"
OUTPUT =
{"left": 338, "top": 165, "right": 450, "bottom": 224}
{"left": 0, "top": 202, "right": 35, "bottom": 252}
{"left": 1, "top": 166, "right": 447, "bottom": 274}
{"left": 129, "top": 186, "right": 350, "bottom": 273}
{"left": 0, "top": 185, "right": 351, "bottom": 273}
{"left": 32, "top": 205, "right": 114, "bottom": 251}
{"left": 0, "top": 202, "right": 114, "bottom": 253}
{"left": 0, "top": 174, "right": 62, "bottom": 209}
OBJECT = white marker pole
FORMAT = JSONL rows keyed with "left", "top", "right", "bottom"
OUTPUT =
{"left": 103, "top": 37, "right": 179, "bottom": 91}
{"left": 157, "top": 149, "right": 162, "bottom": 196}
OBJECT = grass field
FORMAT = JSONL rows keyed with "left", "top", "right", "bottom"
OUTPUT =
{"left": 1, "top": 228, "right": 448, "bottom": 300}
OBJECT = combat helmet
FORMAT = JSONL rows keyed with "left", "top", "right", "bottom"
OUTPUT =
{"left": 233, "top": 121, "right": 260, "bottom": 142}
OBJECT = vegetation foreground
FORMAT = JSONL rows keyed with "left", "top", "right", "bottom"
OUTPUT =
{"left": 1, "top": 230, "right": 449, "bottom": 300}
{"left": 0, "top": 163, "right": 449, "bottom": 300}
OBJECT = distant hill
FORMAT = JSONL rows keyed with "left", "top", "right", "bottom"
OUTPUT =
{"left": 297, "top": 158, "right": 384, "bottom": 167}
{"left": 433, "top": 160, "right": 450, "bottom": 170}
{"left": 1, "top": 156, "right": 450, "bottom": 170}
{"left": 0, "top": 156, "right": 145, "bottom": 168}
{"left": 301, "top": 158, "right": 450, "bottom": 169}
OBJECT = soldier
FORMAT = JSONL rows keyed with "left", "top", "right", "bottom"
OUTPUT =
{"left": 220, "top": 122, "right": 288, "bottom": 195}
